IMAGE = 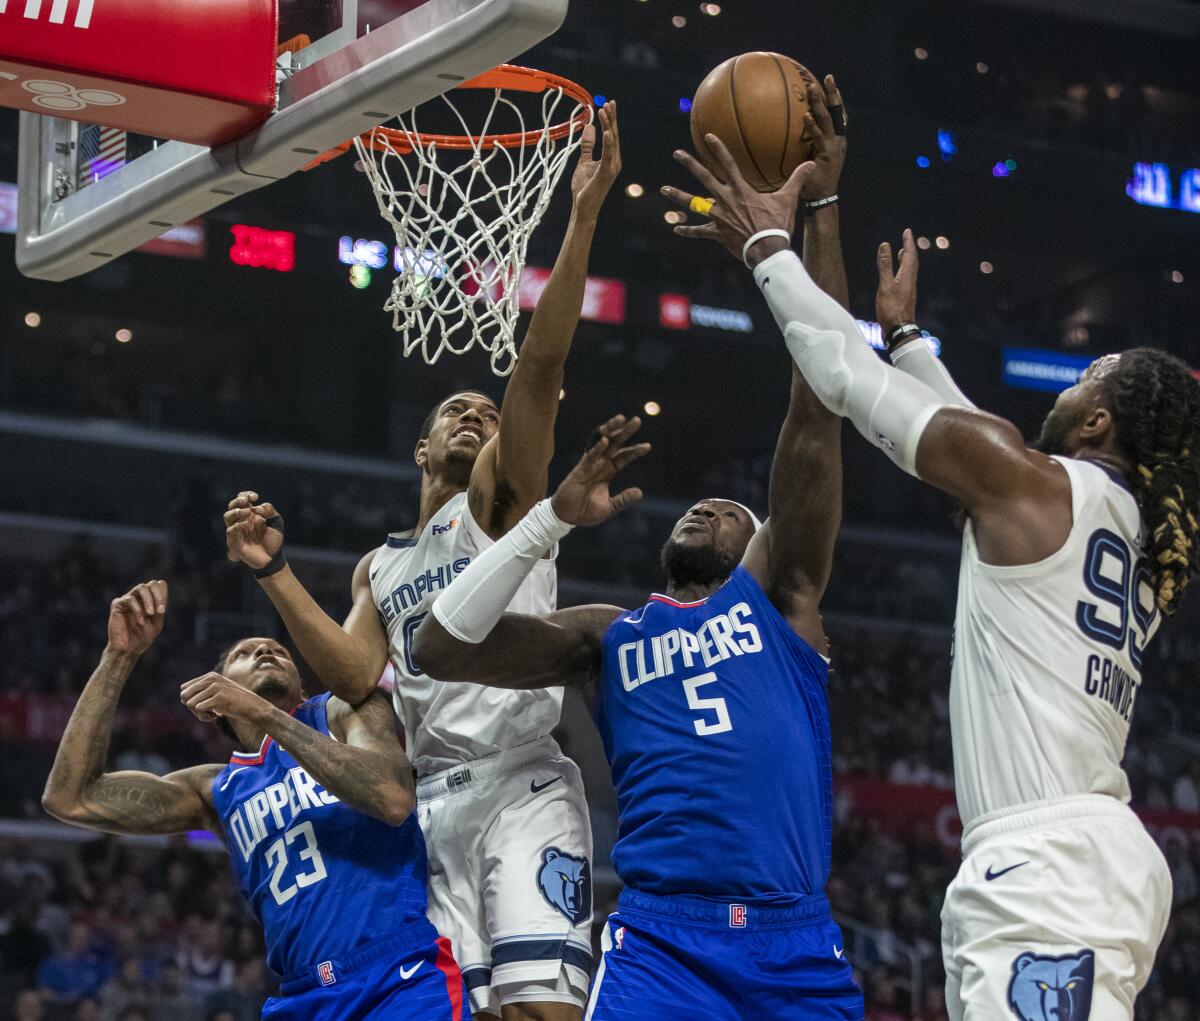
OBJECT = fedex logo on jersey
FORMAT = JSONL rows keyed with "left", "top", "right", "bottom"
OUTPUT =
{"left": 378, "top": 557, "right": 471, "bottom": 622}
{"left": 431, "top": 518, "right": 459, "bottom": 536}
{"left": 225, "top": 765, "right": 339, "bottom": 863}
{"left": 616, "top": 602, "right": 763, "bottom": 691}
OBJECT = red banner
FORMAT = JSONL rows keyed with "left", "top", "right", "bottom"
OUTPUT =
{"left": 837, "top": 777, "right": 1200, "bottom": 851}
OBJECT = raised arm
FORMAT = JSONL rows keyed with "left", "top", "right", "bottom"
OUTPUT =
{"left": 667, "top": 134, "right": 1071, "bottom": 567}
{"left": 469, "top": 102, "right": 623, "bottom": 538}
{"left": 416, "top": 414, "right": 649, "bottom": 694}
{"left": 42, "top": 582, "right": 220, "bottom": 836}
{"left": 225, "top": 496, "right": 390, "bottom": 704}
{"left": 179, "top": 679, "right": 414, "bottom": 826}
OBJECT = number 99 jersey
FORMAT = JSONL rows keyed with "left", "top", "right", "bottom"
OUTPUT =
{"left": 950, "top": 457, "right": 1161, "bottom": 829}
{"left": 211, "top": 693, "right": 430, "bottom": 978}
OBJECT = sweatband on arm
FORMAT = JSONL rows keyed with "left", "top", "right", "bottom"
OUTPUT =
{"left": 889, "top": 341, "right": 975, "bottom": 409}
{"left": 431, "top": 499, "right": 573, "bottom": 644}
{"left": 752, "top": 249, "right": 946, "bottom": 477}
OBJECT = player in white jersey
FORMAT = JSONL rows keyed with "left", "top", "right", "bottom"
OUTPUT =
{"left": 222, "top": 104, "right": 624, "bottom": 1021}
{"left": 666, "top": 137, "right": 1200, "bottom": 1020}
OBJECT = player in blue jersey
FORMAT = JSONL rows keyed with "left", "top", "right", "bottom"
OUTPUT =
{"left": 42, "top": 580, "right": 470, "bottom": 1021}
{"left": 407, "top": 79, "right": 862, "bottom": 1021}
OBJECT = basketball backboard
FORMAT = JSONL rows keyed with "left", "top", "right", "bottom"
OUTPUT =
{"left": 14, "top": 0, "right": 569, "bottom": 281}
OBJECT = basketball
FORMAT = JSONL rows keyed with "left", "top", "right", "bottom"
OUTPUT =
{"left": 690, "top": 52, "right": 816, "bottom": 192}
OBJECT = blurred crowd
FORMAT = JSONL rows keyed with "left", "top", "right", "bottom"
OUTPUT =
{"left": 1, "top": 541, "right": 1199, "bottom": 1018}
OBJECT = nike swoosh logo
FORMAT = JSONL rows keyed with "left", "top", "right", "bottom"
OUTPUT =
{"left": 530, "top": 776, "right": 563, "bottom": 794}
{"left": 833, "top": 945, "right": 845, "bottom": 960}
{"left": 985, "top": 861, "right": 1030, "bottom": 881}
{"left": 218, "top": 767, "right": 249, "bottom": 791}
{"left": 399, "top": 961, "right": 422, "bottom": 981}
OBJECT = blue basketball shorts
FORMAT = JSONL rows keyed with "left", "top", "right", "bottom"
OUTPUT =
{"left": 263, "top": 922, "right": 471, "bottom": 1020}
{"left": 585, "top": 889, "right": 863, "bottom": 1021}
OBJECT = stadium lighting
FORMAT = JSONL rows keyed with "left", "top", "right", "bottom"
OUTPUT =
{"left": 626, "top": 183, "right": 646, "bottom": 198}
{"left": 936, "top": 236, "right": 950, "bottom": 249}
{"left": 644, "top": 401, "right": 662, "bottom": 416}
{"left": 700, "top": 3, "right": 721, "bottom": 13}
{"left": 1171, "top": 270, "right": 1184, "bottom": 283}
{"left": 980, "top": 262, "right": 994, "bottom": 274}
{"left": 672, "top": 15, "right": 687, "bottom": 27}
{"left": 664, "top": 211, "right": 686, "bottom": 225}
{"left": 24, "top": 312, "right": 41, "bottom": 328}
{"left": 115, "top": 328, "right": 132, "bottom": 343}
{"left": 914, "top": 47, "right": 929, "bottom": 60}
{"left": 976, "top": 62, "right": 989, "bottom": 74}
{"left": 916, "top": 236, "right": 931, "bottom": 250}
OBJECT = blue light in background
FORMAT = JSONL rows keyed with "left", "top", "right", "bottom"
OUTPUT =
{"left": 916, "top": 156, "right": 931, "bottom": 169}
{"left": 593, "top": 94, "right": 608, "bottom": 107}
{"left": 1003, "top": 347, "right": 1094, "bottom": 393}
{"left": 937, "top": 128, "right": 957, "bottom": 161}
{"left": 1126, "top": 162, "right": 1172, "bottom": 209}
{"left": 1181, "top": 168, "right": 1200, "bottom": 213}
{"left": 679, "top": 97, "right": 693, "bottom": 113}
{"left": 992, "top": 162, "right": 1010, "bottom": 178}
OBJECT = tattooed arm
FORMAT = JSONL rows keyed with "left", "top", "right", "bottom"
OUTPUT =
{"left": 42, "top": 582, "right": 222, "bottom": 836}
{"left": 180, "top": 678, "right": 414, "bottom": 826}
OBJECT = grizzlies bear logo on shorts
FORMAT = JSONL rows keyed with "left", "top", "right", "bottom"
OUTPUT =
{"left": 536, "top": 847, "right": 590, "bottom": 925}
{"left": 1007, "top": 949, "right": 1094, "bottom": 1021}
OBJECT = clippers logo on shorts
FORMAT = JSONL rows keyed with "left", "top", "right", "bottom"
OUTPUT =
{"left": 1007, "top": 950, "right": 1094, "bottom": 1021}
{"left": 431, "top": 518, "right": 459, "bottom": 536}
{"left": 536, "top": 847, "right": 590, "bottom": 925}
{"left": 729, "top": 904, "right": 747, "bottom": 928}
{"left": 317, "top": 961, "right": 336, "bottom": 987}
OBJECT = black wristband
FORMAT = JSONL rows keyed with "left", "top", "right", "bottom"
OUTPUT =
{"left": 251, "top": 514, "right": 287, "bottom": 579}
{"left": 886, "top": 323, "right": 922, "bottom": 350}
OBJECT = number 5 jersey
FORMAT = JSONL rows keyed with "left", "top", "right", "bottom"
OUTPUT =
{"left": 211, "top": 692, "right": 430, "bottom": 977}
{"left": 950, "top": 456, "right": 1161, "bottom": 829}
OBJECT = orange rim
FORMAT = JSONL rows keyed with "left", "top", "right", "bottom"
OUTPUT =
{"left": 302, "top": 64, "right": 593, "bottom": 170}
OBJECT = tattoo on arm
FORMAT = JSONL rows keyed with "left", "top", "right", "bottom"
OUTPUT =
{"left": 261, "top": 693, "right": 414, "bottom": 826}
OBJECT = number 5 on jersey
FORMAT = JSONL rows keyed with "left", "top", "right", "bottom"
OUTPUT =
{"left": 684, "top": 672, "right": 733, "bottom": 735}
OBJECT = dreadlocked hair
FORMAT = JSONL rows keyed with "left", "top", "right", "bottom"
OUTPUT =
{"left": 1102, "top": 347, "right": 1200, "bottom": 616}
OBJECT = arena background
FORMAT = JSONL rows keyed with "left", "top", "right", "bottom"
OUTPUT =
{"left": 1, "top": 0, "right": 1199, "bottom": 1018}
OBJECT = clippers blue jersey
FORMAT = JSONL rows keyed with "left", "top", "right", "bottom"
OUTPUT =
{"left": 211, "top": 693, "right": 429, "bottom": 977}
{"left": 596, "top": 565, "right": 833, "bottom": 902}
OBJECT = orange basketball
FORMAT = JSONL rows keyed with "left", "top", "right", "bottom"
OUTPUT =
{"left": 690, "top": 52, "right": 816, "bottom": 193}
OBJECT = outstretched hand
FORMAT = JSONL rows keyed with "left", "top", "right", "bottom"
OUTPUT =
{"left": 662, "top": 134, "right": 815, "bottom": 263}
{"left": 107, "top": 580, "right": 168, "bottom": 657}
{"left": 550, "top": 415, "right": 650, "bottom": 527}
{"left": 876, "top": 228, "right": 920, "bottom": 335}
{"left": 570, "top": 101, "right": 622, "bottom": 222}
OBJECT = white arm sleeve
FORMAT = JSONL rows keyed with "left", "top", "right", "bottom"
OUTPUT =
{"left": 752, "top": 249, "right": 946, "bottom": 477}
{"left": 889, "top": 340, "right": 975, "bottom": 409}
{"left": 431, "top": 499, "right": 572, "bottom": 644}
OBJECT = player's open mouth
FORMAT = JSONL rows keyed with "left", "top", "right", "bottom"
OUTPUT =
{"left": 453, "top": 427, "right": 483, "bottom": 443}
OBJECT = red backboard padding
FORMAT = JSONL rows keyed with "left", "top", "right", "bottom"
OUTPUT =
{"left": 0, "top": 0, "right": 278, "bottom": 146}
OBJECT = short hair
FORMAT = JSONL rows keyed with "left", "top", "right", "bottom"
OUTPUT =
{"left": 419, "top": 390, "right": 497, "bottom": 440}
{"left": 1102, "top": 348, "right": 1200, "bottom": 615}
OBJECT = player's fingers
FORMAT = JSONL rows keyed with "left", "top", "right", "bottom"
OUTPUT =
{"left": 803, "top": 111, "right": 825, "bottom": 150}
{"left": 596, "top": 413, "right": 629, "bottom": 438}
{"left": 611, "top": 442, "right": 652, "bottom": 471}
{"left": 877, "top": 242, "right": 896, "bottom": 282}
{"left": 807, "top": 83, "right": 834, "bottom": 137}
{"left": 900, "top": 228, "right": 919, "bottom": 284}
{"left": 673, "top": 148, "right": 724, "bottom": 198}
{"left": 149, "top": 579, "right": 168, "bottom": 614}
{"left": 700, "top": 134, "right": 743, "bottom": 187}
{"left": 134, "top": 585, "right": 157, "bottom": 619}
{"left": 604, "top": 101, "right": 621, "bottom": 160}
{"left": 659, "top": 185, "right": 698, "bottom": 211}
{"left": 825, "top": 74, "right": 845, "bottom": 112}
{"left": 673, "top": 224, "right": 722, "bottom": 241}
{"left": 610, "top": 487, "right": 645, "bottom": 514}
{"left": 607, "top": 415, "right": 643, "bottom": 449}
{"left": 223, "top": 507, "right": 252, "bottom": 526}
{"left": 255, "top": 502, "right": 277, "bottom": 519}
{"left": 782, "top": 159, "right": 817, "bottom": 201}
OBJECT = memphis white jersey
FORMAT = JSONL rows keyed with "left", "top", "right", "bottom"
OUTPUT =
{"left": 951, "top": 457, "right": 1160, "bottom": 828}
{"left": 370, "top": 491, "right": 563, "bottom": 775}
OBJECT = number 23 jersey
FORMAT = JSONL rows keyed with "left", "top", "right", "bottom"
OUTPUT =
{"left": 951, "top": 457, "right": 1161, "bottom": 828}
{"left": 211, "top": 693, "right": 429, "bottom": 977}
{"left": 596, "top": 565, "right": 834, "bottom": 903}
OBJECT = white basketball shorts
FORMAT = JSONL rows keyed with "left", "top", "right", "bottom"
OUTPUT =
{"left": 416, "top": 737, "right": 594, "bottom": 1018}
{"left": 941, "top": 794, "right": 1171, "bottom": 1021}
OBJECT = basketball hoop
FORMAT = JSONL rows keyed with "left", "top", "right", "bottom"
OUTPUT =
{"left": 312, "top": 65, "right": 592, "bottom": 376}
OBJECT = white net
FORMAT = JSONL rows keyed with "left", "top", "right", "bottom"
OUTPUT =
{"left": 354, "top": 78, "right": 590, "bottom": 376}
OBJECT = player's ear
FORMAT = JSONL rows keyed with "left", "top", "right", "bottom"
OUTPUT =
{"left": 414, "top": 438, "right": 429, "bottom": 470}
{"left": 1079, "top": 405, "right": 1113, "bottom": 442}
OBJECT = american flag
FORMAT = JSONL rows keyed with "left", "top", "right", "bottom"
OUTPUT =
{"left": 76, "top": 124, "right": 126, "bottom": 189}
